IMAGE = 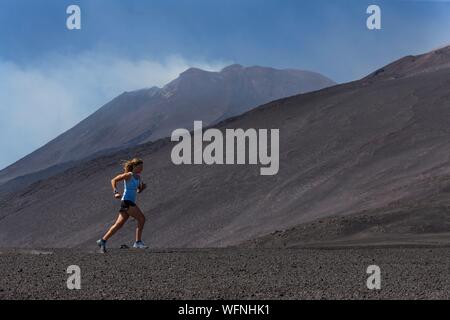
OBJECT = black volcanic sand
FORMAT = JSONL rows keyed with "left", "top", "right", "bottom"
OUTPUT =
{"left": 0, "top": 247, "right": 449, "bottom": 300}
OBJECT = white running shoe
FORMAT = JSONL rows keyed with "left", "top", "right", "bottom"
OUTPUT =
{"left": 133, "top": 241, "right": 148, "bottom": 249}
{"left": 96, "top": 239, "right": 107, "bottom": 253}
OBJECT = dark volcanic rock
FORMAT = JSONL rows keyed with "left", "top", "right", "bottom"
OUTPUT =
{"left": 0, "top": 247, "right": 449, "bottom": 300}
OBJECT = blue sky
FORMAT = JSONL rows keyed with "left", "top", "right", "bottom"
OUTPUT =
{"left": 1, "top": 0, "right": 450, "bottom": 169}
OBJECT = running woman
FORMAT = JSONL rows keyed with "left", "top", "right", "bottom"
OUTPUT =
{"left": 97, "top": 158, "right": 147, "bottom": 253}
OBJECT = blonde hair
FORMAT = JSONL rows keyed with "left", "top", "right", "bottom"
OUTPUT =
{"left": 122, "top": 158, "right": 143, "bottom": 173}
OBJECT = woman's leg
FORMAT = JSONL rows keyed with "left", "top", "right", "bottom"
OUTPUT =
{"left": 127, "top": 206, "right": 146, "bottom": 242}
{"left": 102, "top": 212, "right": 129, "bottom": 241}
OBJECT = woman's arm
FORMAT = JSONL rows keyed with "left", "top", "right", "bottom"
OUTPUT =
{"left": 111, "top": 172, "right": 132, "bottom": 197}
{"left": 137, "top": 176, "right": 146, "bottom": 193}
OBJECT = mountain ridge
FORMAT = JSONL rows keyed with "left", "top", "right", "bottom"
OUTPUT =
{"left": 2, "top": 47, "right": 450, "bottom": 248}
{"left": 0, "top": 64, "right": 335, "bottom": 185}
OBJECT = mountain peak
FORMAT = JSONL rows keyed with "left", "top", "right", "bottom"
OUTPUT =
{"left": 221, "top": 64, "right": 244, "bottom": 72}
{"left": 179, "top": 67, "right": 209, "bottom": 77}
{"left": 367, "top": 45, "right": 450, "bottom": 81}
{"left": 430, "top": 44, "right": 450, "bottom": 54}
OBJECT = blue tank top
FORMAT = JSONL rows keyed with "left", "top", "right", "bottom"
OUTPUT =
{"left": 122, "top": 174, "right": 140, "bottom": 203}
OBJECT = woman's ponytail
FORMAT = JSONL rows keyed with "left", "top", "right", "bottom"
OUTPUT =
{"left": 122, "top": 158, "right": 143, "bottom": 173}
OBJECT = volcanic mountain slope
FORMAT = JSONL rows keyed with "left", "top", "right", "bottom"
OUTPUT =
{"left": 2, "top": 47, "right": 450, "bottom": 248}
{"left": 0, "top": 65, "right": 334, "bottom": 186}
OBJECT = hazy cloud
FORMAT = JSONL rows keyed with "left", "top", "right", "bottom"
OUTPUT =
{"left": 0, "top": 52, "right": 228, "bottom": 169}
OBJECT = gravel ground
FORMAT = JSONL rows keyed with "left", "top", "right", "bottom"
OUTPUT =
{"left": 0, "top": 247, "right": 449, "bottom": 300}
